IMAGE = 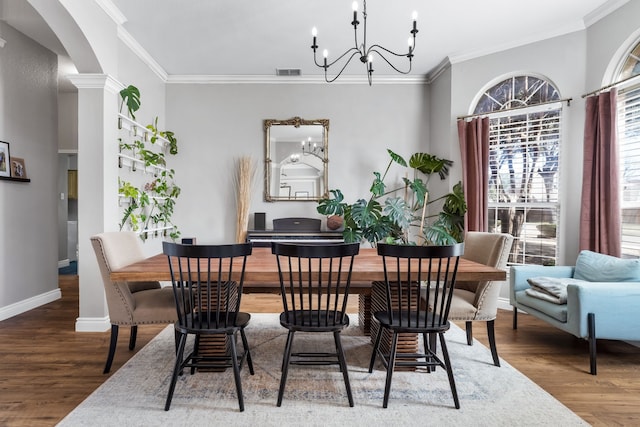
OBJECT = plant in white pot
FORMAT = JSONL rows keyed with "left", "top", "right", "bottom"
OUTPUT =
{"left": 316, "top": 149, "right": 466, "bottom": 246}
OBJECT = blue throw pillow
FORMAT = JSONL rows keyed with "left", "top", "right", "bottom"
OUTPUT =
{"left": 573, "top": 250, "right": 640, "bottom": 282}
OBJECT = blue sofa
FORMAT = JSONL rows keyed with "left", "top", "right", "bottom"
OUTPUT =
{"left": 510, "top": 250, "right": 640, "bottom": 374}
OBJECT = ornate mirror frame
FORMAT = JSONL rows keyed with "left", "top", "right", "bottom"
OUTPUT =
{"left": 264, "top": 117, "right": 329, "bottom": 202}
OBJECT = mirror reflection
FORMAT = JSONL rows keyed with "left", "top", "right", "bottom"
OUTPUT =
{"left": 264, "top": 117, "right": 329, "bottom": 201}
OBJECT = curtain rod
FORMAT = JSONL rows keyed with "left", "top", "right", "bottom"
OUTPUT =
{"left": 581, "top": 73, "right": 640, "bottom": 98}
{"left": 456, "top": 98, "right": 572, "bottom": 121}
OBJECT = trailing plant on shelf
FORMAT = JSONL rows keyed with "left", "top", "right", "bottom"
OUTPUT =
{"left": 118, "top": 172, "right": 181, "bottom": 240}
{"left": 118, "top": 180, "right": 145, "bottom": 232}
{"left": 147, "top": 117, "right": 178, "bottom": 155}
{"left": 316, "top": 149, "right": 467, "bottom": 246}
{"left": 117, "top": 84, "right": 181, "bottom": 240}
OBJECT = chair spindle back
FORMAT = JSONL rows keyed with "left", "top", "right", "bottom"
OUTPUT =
{"left": 163, "top": 242, "right": 252, "bottom": 331}
{"left": 377, "top": 243, "right": 464, "bottom": 330}
{"left": 272, "top": 242, "right": 360, "bottom": 328}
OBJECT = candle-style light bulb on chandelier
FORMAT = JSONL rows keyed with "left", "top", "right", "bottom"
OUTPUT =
{"left": 311, "top": 0, "right": 418, "bottom": 85}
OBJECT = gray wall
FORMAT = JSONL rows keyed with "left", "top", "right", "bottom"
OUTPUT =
{"left": 0, "top": 22, "right": 59, "bottom": 315}
{"left": 165, "top": 83, "right": 430, "bottom": 244}
{"left": 444, "top": 30, "right": 588, "bottom": 266}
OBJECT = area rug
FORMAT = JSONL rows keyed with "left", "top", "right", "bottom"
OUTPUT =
{"left": 58, "top": 314, "right": 588, "bottom": 427}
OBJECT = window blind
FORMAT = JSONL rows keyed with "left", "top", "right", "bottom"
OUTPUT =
{"left": 618, "top": 84, "right": 640, "bottom": 258}
{"left": 487, "top": 103, "right": 562, "bottom": 265}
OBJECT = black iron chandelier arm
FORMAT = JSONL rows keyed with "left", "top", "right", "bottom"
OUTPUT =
{"left": 323, "top": 51, "right": 363, "bottom": 83}
{"left": 367, "top": 47, "right": 413, "bottom": 75}
{"left": 367, "top": 44, "right": 413, "bottom": 74}
{"left": 367, "top": 39, "right": 416, "bottom": 59}
{"left": 309, "top": 0, "right": 418, "bottom": 85}
{"left": 323, "top": 47, "right": 363, "bottom": 69}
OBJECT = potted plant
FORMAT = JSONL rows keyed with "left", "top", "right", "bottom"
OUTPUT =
{"left": 316, "top": 149, "right": 466, "bottom": 246}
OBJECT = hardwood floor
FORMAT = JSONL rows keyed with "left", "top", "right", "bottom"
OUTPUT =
{"left": 1, "top": 276, "right": 640, "bottom": 426}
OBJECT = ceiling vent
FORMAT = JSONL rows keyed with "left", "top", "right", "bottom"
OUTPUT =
{"left": 276, "top": 68, "right": 302, "bottom": 77}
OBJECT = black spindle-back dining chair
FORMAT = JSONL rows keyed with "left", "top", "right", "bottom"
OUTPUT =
{"left": 271, "top": 242, "right": 360, "bottom": 407}
{"left": 162, "top": 242, "right": 254, "bottom": 412}
{"left": 368, "top": 242, "right": 464, "bottom": 409}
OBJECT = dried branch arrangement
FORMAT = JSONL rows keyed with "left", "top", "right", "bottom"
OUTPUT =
{"left": 233, "top": 156, "right": 258, "bottom": 243}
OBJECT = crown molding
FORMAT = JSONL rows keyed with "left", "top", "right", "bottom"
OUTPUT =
{"left": 98, "top": 0, "right": 168, "bottom": 82}
{"left": 426, "top": 58, "right": 452, "bottom": 83}
{"left": 584, "top": 0, "right": 629, "bottom": 28}
{"left": 449, "top": 22, "right": 588, "bottom": 66}
{"left": 97, "top": 0, "right": 427, "bottom": 86}
{"left": 166, "top": 74, "right": 428, "bottom": 85}
{"left": 95, "top": 0, "right": 127, "bottom": 25}
{"left": 117, "top": 26, "right": 168, "bottom": 82}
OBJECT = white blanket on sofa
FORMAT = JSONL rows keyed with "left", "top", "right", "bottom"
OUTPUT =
{"left": 525, "top": 277, "right": 585, "bottom": 305}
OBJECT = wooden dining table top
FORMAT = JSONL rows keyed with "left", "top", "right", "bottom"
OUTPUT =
{"left": 110, "top": 247, "right": 506, "bottom": 292}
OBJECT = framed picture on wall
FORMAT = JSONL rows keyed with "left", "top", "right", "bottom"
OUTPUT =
{"left": 11, "top": 157, "right": 26, "bottom": 179}
{"left": 0, "top": 141, "right": 10, "bottom": 177}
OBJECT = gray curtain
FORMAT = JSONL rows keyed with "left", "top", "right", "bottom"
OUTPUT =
{"left": 579, "top": 89, "right": 621, "bottom": 256}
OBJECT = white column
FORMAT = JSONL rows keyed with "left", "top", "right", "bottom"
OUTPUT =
{"left": 68, "top": 74, "right": 122, "bottom": 332}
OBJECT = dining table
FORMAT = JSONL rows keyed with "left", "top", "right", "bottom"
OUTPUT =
{"left": 111, "top": 246, "right": 506, "bottom": 327}
{"left": 110, "top": 246, "right": 506, "bottom": 286}
{"left": 111, "top": 246, "right": 507, "bottom": 367}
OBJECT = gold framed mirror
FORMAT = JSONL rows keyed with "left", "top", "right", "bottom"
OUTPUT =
{"left": 264, "top": 117, "right": 329, "bottom": 202}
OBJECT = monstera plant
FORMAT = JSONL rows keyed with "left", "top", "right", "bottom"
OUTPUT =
{"left": 317, "top": 149, "right": 467, "bottom": 246}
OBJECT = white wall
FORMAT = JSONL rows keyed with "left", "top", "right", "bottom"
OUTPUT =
{"left": 0, "top": 22, "right": 60, "bottom": 319}
{"left": 165, "top": 83, "right": 430, "bottom": 244}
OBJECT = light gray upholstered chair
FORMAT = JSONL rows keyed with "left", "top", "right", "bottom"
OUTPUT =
{"left": 91, "top": 231, "right": 176, "bottom": 373}
{"left": 447, "top": 231, "right": 513, "bottom": 366}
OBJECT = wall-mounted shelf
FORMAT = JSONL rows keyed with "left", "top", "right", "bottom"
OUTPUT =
{"left": 117, "top": 109, "right": 179, "bottom": 241}
{"left": 117, "top": 113, "right": 171, "bottom": 148}
{"left": 118, "top": 153, "right": 168, "bottom": 174}
{"left": 0, "top": 176, "right": 30, "bottom": 183}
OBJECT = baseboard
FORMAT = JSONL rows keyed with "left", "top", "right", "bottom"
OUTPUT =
{"left": 497, "top": 297, "right": 513, "bottom": 312}
{"left": 58, "top": 259, "right": 70, "bottom": 268}
{"left": 75, "top": 316, "right": 111, "bottom": 332}
{"left": 0, "top": 288, "right": 62, "bottom": 321}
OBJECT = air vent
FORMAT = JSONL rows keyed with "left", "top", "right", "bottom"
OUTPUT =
{"left": 276, "top": 68, "right": 302, "bottom": 77}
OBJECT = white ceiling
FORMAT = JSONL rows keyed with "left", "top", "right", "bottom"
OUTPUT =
{"left": 108, "top": 0, "right": 620, "bottom": 79}
{"left": 1, "top": 0, "right": 627, "bottom": 85}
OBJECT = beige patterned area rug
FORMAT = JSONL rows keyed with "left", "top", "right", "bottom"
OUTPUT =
{"left": 59, "top": 314, "right": 587, "bottom": 427}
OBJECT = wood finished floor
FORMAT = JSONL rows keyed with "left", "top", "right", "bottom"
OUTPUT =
{"left": 1, "top": 275, "right": 640, "bottom": 426}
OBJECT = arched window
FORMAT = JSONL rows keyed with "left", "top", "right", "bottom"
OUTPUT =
{"left": 473, "top": 75, "right": 563, "bottom": 266}
{"left": 617, "top": 40, "right": 640, "bottom": 258}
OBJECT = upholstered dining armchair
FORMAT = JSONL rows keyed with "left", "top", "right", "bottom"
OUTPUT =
{"left": 90, "top": 232, "right": 176, "bottom": 374}
{"left": 446, "top": 231, "right": 513, "bottom": 366}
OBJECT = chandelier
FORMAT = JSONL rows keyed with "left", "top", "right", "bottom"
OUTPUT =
{"left": 288, "top": 137, "right": 324, "bottom": 163}
{"left": 311, "top": 0, "right": 418, "bottom": 85}
{"left": 301, "top": 137, "right": 324, "bottom": 160}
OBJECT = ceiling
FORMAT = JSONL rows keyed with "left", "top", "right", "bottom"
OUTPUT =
{"left": 1, "top": 0, "right": 626, "bottom": 86}
{"left": 108, "top": 0, "right": 619, "bottom": 79}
